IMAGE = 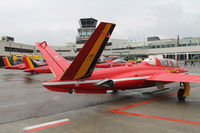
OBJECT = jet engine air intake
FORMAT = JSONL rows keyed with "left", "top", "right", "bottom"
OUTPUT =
{"left": 95, "top": 79, "right": 115, "bottom": 87}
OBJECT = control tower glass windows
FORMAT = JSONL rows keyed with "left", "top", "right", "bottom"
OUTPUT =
{"left": 82, "top": 29, "right": 87, "bottom": 36}
{"left": 79, "top": 18, "right": 97, "bottom": 28}
{"left": 76, "top": 18, "right": 98, "bottom": 44}
{"left": 78, "top": 29, "right": 95, "bottom": 37}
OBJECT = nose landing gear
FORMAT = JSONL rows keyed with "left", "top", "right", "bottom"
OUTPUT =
{"left": 177, "top": 88, "right": 185, "bottom": 101}
{"left": 177, "top": 82, "right": 190, "bottom": 101}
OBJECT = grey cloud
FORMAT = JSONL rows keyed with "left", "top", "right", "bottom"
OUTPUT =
{"left": 0, "top": 0, "right": 200, "bottom": 45}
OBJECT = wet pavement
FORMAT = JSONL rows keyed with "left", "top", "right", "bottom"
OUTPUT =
{"left": 0, "top": 69, "right": 136, "bottom": 124}
{"left": 0, "top": 66, "right": 200, "bottom": 133}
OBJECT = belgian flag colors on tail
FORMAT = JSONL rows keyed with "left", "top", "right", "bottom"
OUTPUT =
{"left": 60, "top": 22, "right": 115, "bottom": 80}
{"left": 2, "top": 57, "right": 11, "bottom": 67}
{"left": 22, "top": 56, "right": 39, "bottom": 69}
{"left": 36, "top": 22, "right": 115, "bottom": 80}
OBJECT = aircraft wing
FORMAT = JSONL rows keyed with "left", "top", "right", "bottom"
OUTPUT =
{"left": 147, "top": 72, "right": 200, "bottom": 83}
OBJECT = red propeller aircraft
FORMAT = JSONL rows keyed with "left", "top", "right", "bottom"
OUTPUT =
{"left": 2, "top": 56, "right": 25, "bottom": 69}
{"left": 36, "top": 22, "right": 200, "bottom": 101}
{"left": 22, "top": 56, "right": 52, "bottom": 74}
{"left": 96, "top": 59, "right": 135, "bottom": 68}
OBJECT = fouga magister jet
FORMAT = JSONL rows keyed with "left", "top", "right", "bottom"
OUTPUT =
{"left": 2, "top": 56, "right": 25, "bottom": 70}
{"left": 22, "top": 56, "right": 52, "bottom": 74}
{"left": 36, "top": 22, "right": 200, "bottom": 101}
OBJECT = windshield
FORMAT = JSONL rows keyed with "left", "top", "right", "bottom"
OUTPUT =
{"left": 112, "top": 59, "right": 126, "bottom": 63}
{"left": 159, "top": 59, "right": 167, "bottom": 66}
{"left": 143, "top": 58, "right": 156, "bottom": 65}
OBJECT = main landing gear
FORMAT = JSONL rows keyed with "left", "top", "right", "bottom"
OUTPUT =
{"left": 68, "top": 89, "right": 73, "bottom": 94}
{"left": 177, "top": 82, "right": 190, "bottom": 101}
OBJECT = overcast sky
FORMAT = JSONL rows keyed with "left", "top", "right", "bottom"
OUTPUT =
{"left": 0, "top": 0, "right": 200, "bottom": 45}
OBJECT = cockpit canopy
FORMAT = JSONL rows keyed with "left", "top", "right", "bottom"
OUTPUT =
{"left": 112, "top": 59, "right": 126, "bottom": 63}
{"left": 143, "top": 57, "right": 178, "bottom": 67}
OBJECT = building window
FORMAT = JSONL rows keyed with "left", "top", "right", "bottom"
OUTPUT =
{"left": 171, "top": 44, "right": 175, "bottom": 47}
{"left": 55, "top": 50, "right": 71, "bottom": 52}
{"left": 4, "top": 47, "right": 33, "bottom": 53}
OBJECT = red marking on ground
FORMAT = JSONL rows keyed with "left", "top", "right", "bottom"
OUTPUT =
{"left": 109, "top": 86, "right": 200, "bottom": 125}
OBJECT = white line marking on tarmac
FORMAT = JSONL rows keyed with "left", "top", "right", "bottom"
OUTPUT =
{"left": 0, "top": 102, "right": 27, "bottom": 108}
{"left": 23, "top": 118, "right": 70, "bottom": 132}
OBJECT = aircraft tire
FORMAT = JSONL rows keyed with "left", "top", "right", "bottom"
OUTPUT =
{"left": 180, "top": 82, "right": 184, "bottom": 87}
{"left": 177, "top": 89, "right": 185, "bottom": 101}
{"left": 108, "top": 80, "right": 115, "bottom": 87}
{"left": 69, "top": 89, "right": 73, "bottom": 94}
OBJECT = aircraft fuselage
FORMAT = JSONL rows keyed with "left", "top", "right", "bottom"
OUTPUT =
{"left": 42, "top": 63, "right": 188, "bottom": 93}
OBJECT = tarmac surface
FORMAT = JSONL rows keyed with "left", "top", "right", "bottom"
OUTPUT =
{"left": 0, "top": 65, "right": 200, "bottom": 133}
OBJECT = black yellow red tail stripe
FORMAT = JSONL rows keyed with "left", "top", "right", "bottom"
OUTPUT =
{"left": 2, "top": 57, "right": 11, "bottom": 67}
{"left": 60, "top": 22, "right": 115, "bottom": 80}
{"left": 22, "top": 56, "right": 35, "bottom": 69}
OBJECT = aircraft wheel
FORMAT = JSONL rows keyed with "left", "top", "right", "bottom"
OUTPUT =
{"left": 180, "top": 82, "right": 185, "bottom": 87}
{"left": 31, "top": 72, "right": 35, "bottom": 75}
{"left": 177, "top": 89, "right": 185, "bottom": 101}
{"left": 69, "top": 89, "right": 73, "bottom": 94}
{"left": 108, "top": 80, "right": 115, "bottom": 87}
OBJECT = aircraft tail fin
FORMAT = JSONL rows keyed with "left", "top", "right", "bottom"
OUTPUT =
{"left": 3, "top": 57, "right": 11, "bottom": 67}
{"left": 60, "top": 22, "right": 115, "bottom": 80}
{"left": 22, "top": 56, "right": 39, "bottom": 69}
{"left": 36, "top": 42, "right": 71, "bottom": 79}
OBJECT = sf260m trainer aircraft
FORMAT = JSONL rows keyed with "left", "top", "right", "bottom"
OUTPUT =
{"left": 3, "top": 56, "right": 25, "bottom": 70}
{"left": 37, "top": 22, "right": 200, "bottom": 101}
{"left": 22, "top": 56, "right": 51, "bottom": 74}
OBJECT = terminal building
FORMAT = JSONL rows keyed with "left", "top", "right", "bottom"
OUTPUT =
{"left": 0, "top": 18, "right": 200, "bottom": 66}
{"left": 129, "top": 36, "right": 200, "bottom": 60}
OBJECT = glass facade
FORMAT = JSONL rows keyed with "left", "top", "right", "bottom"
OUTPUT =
{"left": 4, "top": 47, "right": 33, "bottom": 53}
{"left": 78, "top": 29, "right": 95, "bottom": 37}
{"left": 126, "top": 37, "right": 200, "bottom": 60}
{"left": 79, "top": 18, "right": 97, "bottom": 28}
{"left": 146, "top": 39, "right": 200, "bottom": 49}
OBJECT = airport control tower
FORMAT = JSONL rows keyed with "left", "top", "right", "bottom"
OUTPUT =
{"left": 76, "top": 18, "right": 97, "bottom": 44}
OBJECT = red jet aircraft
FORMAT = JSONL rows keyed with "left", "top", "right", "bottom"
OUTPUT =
{"left": 22, "top": 56, "right": 52, "bottom": 74}
{"left": 96, "top": 59, "right": 135, "bottom": 68}
{"left": 2, "top": 56, "right": 25, "bottom": 70}
{"left": 36, "top": 22, "right": 200, "bottom": 101}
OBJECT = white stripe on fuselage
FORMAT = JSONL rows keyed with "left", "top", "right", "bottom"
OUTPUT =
{"left": 42, "top": 79, "right": 102, "bottom": 86}
{"left": 113, "top": 76, "right": 150, "bottom": 82}
{"left": 42, "top": 76, "right": 150, "bottom": 86}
